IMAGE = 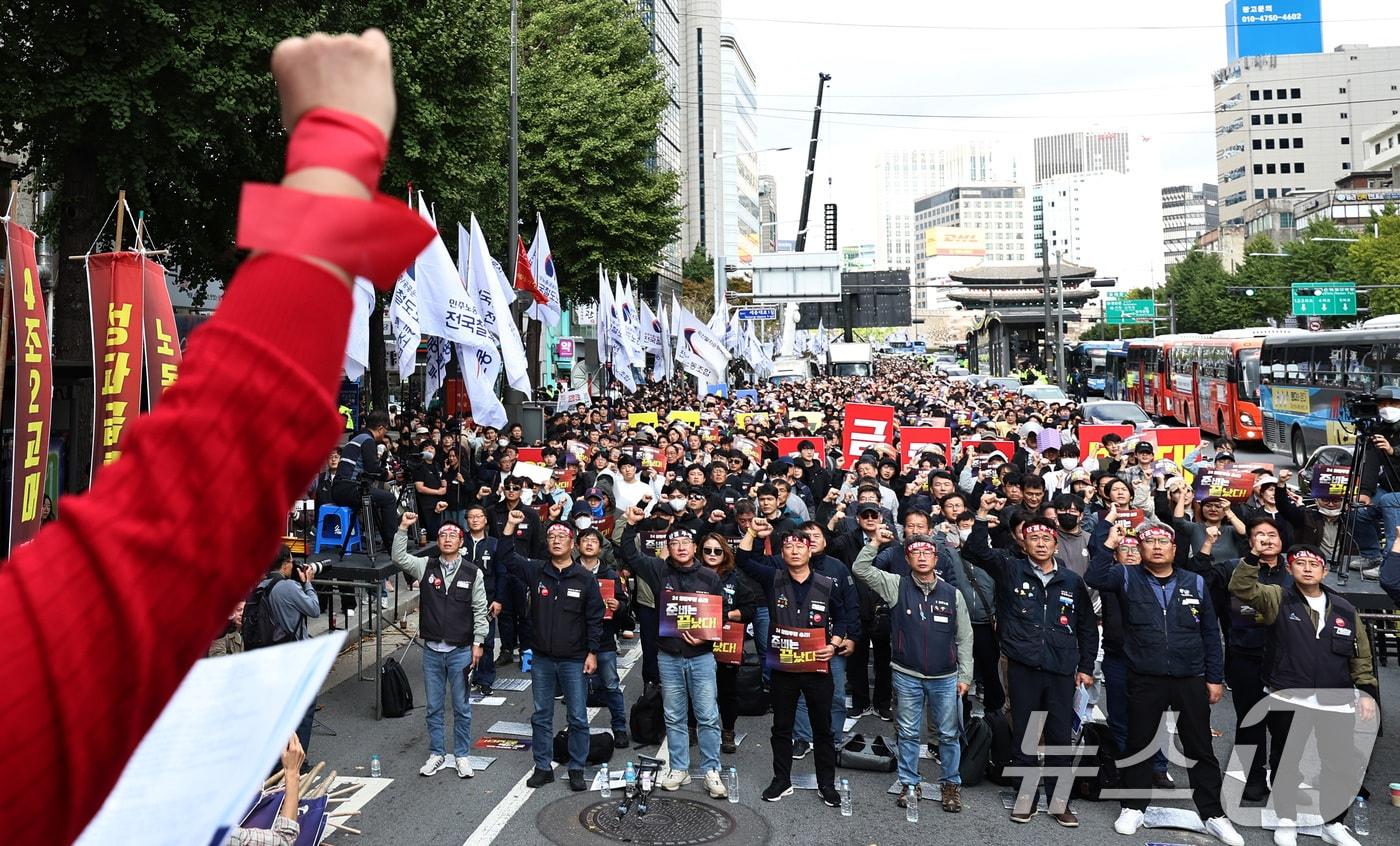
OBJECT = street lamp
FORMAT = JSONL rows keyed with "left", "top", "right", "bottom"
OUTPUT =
{"left": 712, "top": 142, "right": 792, "bottom": 315}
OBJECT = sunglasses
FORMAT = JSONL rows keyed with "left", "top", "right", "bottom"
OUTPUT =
{"left": 701, "top": 546, "right": 725, "bottom": 555}
{"left": 504, "top": 485, "right": 523, "bottom": 492}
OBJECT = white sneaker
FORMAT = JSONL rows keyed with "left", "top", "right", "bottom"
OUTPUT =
{"left": 658, "top": 768, "right": 692, "bottom": 791}
{"left": 1273, "top": 819, "right": 1297, "bottom": 846}
{"left": 1205, "top": 816, "right": 1245, "bottom": 846}
{"left": 1114, "top": 808, "right": 1145, "bottom": 835}
{"left": 420, "top": 753, "right": 451, "bottom": 776}
{"left": 381, "top": 595, "right": 390, "bottom": 609}
{"left": 1320, "top": 822, "right": 1361, "bottom": 846}
{"left": 703, "top": 770, "right": 728, "bottom": 799}
{"left": 455, "top": 756, "right": 474, "bottom": 778}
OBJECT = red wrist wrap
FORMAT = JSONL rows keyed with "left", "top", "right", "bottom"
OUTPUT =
{"left": 284, "top": 108, "right": 388, "bottom": 192}
{"left": 235, "top": 184, "right": 434, "bottom": 289}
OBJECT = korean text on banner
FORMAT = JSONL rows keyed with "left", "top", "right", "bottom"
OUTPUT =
{"left": 598, "top": 579, "right": 616, "bottom": 620}
{"left": 5, "top": 221, "right": 54, "bottom": 550}
{"left": 1194, "top": 467, "right": 1258, "bottom": 502}
{"left": 1311, "top": 465, "right": 1351, "bottom": 499}
{"left": 86, "top": 252, "right": 146, "bottom": 480}
{"left": 776, "top": 436, "right": 825, "bottom": 458}
{"left": 715, "top": 623, "right": 744, "bottom": 665}
{"left": 764, "top": 626, "right": 828, "bottom": 673}
{"left": 658, "top": 590, "right": 723, "bottom": 640}
{"left": 900, "top": 427, "right": 952, "bottom": 465}
{"left": 140, "top": 258, "right": 181, "bottom": 406}
{"left": 841, "top": 403, "right": 896, "bottom": 470}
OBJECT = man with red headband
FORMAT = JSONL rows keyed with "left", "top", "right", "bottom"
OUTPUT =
{"left": 393, "top": 513, "right": 488, "bottom": 778}
{"left": 964, "top": 496, "right": 1097, "bottom": 827}
{"left": 1087, "top": 511, "right": 1242, "bottom": 846}
{"left": 0, "top": 30, "right": 436, "bottom": 845}
{"left": 1230, "top": 544, "right": 1377, "bottom": 846}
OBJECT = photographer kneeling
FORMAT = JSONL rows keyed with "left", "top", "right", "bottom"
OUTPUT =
{"left": 332, "top": 408, "right": 398, "bottom": 554}
{"left": 251, "top": 546, "right": 324, "bottom": 755}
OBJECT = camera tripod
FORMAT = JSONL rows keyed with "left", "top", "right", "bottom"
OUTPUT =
{"left": 615, "top": 755, "right": 666, "bottom": 822}
{"left": 340, "top": 480, "right": 382, "bottom": 562}
{"left": 1334, "top": 414, "right": 1400, "bottom": 584}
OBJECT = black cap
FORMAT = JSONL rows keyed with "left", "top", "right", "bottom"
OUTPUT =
{"left": 1134, "top": 442, "right": 1155, "bottom": 454}
{"left": 856, "top": 503, "right": 882, "bottom": 517}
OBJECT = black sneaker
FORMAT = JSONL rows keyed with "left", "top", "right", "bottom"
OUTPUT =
{"left": 613, "top": 729, "right": 630, "bottom": 749}
{"left": 472, "top": 682, "right": 493, "bottom": 696}
{"left": 495, "top": 648, "right": 515, "bottom": 667}
{"left": 791, "top": 739, "right": 812, "bottom": 759}
{"left": 819, "top": 785, "right": 841, "bottom": 808}
{"left": 876, "top": 705, "right": 894, "bottom": 722}
{"left": 568, "top": 769, "right": 587, "bottom": 792}
{"left": 526, "top": 768, "right": 554, "bottom": 788}
{"left": 762, "top": 779, "right": 794, "bottom": 802}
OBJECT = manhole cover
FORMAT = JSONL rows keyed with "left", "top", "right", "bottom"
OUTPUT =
{"left": 579, "top": 797, "right": 732, "bottom": 844}
{"left": 537, "top": 792, "right": 769, "bottom": 846}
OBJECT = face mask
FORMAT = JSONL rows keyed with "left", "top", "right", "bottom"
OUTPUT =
{"left": 1057, "top": 513, "right": 1080, "bottom": 531}
{"left": 1060, "top": 458, "right": 1077, "bottom": 470}
{"left": 590, "top": 503, "right": 606, "bottom": 518}
{"left": 958, "top": 528, "right": 973, "bottom": 541}
{"left": 1318, "top": 505, "right": 1342, "bottom": 518}
{"left": 498, "top": 437, "right": 510, "bottom": 447}
{"left": 422, "top": 451, "right": 435, "bottom": 461}
{"left": 669, "top": 497, "right": 687, "bottom": 511}
{"left": 1381, "top": 407, "right": 1400, "bottom": 423}
{"left": 519, "top": 489, "right": 535, "bottom": 505}
{"left": 574, "top": 516, "right": 593, "bottom": 529}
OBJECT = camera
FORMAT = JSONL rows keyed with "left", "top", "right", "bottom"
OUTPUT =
{"left": 1347, "top": 392, "right": 1380, "bottom": 422}
{"left": 302, "top": 560, "right": 325, "bottom": 577}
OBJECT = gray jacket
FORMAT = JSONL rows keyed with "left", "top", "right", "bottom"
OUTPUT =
{"left": 258, "top": 574, "right": 321, "bottom": 642}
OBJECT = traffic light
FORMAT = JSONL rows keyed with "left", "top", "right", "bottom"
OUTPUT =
{"left": 1244, "top": 288, "right": 1256, "bottom": 297}
{"left": 1089, "top": 278, "right": 1118, "bottom": 288}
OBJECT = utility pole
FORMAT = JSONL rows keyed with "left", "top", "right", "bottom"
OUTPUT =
{"left": 1169, "top": 298, "right": 1177, "bottom": 334}
{"left": 1040, "top": 237, "right": 1051, "bottom": 370}
{"left": 507, "top": 0, "right": 519, "bottom": 283}
{"left": 1054, "top": 251, "right": 1065, "bottom": 384}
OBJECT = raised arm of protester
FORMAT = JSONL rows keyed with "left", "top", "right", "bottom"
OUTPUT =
{"left": 0, "top": 30, "right": 436, "bottom": 845}
{"left": 851, "top": 528, "right": 901, "bottom": 607}
{"left": 391, "top": 512, "right": 430, "bottom": 581}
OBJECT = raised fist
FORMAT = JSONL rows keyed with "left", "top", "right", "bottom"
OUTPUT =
{"left": 400, "top": 512, "right": 418, "bottom": 530}
{"left": 271, "top": 29, "right": 396, "bottom": 139}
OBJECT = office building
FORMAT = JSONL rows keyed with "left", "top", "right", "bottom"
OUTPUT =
{"left": 718, "top": 26, "right": 760, "bottom": 273}
{"left": 871, "top": 141, "right": 1023, "bottom": 275}
{"left": 758, "top": 174, "right": 778, "bottom": 252}
{"left": 1162, "top": 183, "right": 1219, "bottom": 267}
{"left": 912, "top": 185, "right": 1030, "bottom": 331}
{"left": 681, "top": 0, "right": 721, "bottom": 265}
{"left": 1213, "top": 44, "right": 1400, "bottom": 225}
{"left": 1032, "top": 131, "right": 1129, "bottom": 183}
{"left": 635, "top": 0, "right": 685, "bottom": 294}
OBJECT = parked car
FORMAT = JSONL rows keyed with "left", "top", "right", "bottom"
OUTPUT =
{"left": 1018, "top": 385, "right": 1070, "bottom": 403}
{"left": 1080, "top": 400, "right": 1154, "bottom": 431}
{"left": 1295, "top": 444, "right": 1354, "bottom": 501}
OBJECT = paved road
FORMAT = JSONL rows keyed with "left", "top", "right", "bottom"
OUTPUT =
{"left": 301, "top": 610, "right": 1400, "bottom": 846}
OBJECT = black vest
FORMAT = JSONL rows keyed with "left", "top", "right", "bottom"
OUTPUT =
{"left": 889, "top": 576, "right": 960, "bottom": 677}
{"left": 418, "top": 557, "right": 479, "bottom": 647}
{"left": 1265, "top": 587, "right": 1358, "bottom": 695}
{"left": 1228, "top": 557, "right": 1293, "bottom": 656}
{"left": 771, "top": 569, "right": 835, "bottom": 632}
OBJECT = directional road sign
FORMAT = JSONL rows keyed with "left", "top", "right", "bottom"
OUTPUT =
{"left": 1291, "top": 282, "right": 1357, "bottom": 316}
{"left": 1105, "top": 299, "right": 1155, "bottom": 325}
{"left": 737, "top": 306, "right": 778, "bottom": 321}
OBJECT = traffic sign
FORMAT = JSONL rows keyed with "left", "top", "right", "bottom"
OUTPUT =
{"left": 1105, "top": 299, "right": 1155, "bottom": 325}
{"left": 1291, "top": 282, "right": 1357, "bottom": 316}
{"left": 737, "top": 306, "right": 778, "bottom": 321}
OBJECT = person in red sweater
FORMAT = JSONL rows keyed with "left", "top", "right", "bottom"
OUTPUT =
{"left": 0, "top": 30, "right": 432, "bottom": 846}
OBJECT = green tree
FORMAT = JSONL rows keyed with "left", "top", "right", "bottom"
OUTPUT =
{"left": 1346, "top": 206, "right": 1400, "bottom": 318}
{"left": 517, "top": 0, "right": 681, "bottom": 307}
{"left": 1163, "top": 250, "right": 1249, "bottom": 334}
{"left": 1232, "top": 234, "right": 1289, "bottom": 325}
{"left": 681, "top": 245, "right": 710, "bottom": 284}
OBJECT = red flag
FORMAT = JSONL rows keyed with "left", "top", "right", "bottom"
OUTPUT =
{"left": 5, "top": 221, "right": 54, "bottom": 551}
{"left": 514, "top": 235, "right": 546, "bottom": 304}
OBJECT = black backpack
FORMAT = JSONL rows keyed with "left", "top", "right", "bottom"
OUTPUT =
{"left": 552, "top": 729, "right": 616, "bottom": 765}
{"left": 984, "top": 709, "right": 1015, "bottom": 786}
{"left": 1073, "top": 721, "right": 1120, "bottom": 801}
{"left": 381, "top": 657, "right": 414, "bottom": 718}
{"left": 959, "top": 716, "right": 993, "bottom": 786}
{"left": 242, "top": 574, "right": 291, "bottom": 651}
{"left": 734, "top": 662, "right": 771, "bottom": 716}
{"left": 629, "top": 683, "right": 666, "bottom": 746}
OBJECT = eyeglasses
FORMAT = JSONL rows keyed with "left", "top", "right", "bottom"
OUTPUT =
{"left": 504, "top": 485, "right": 523, "bottom": 492}
{"left": 702, "top": 547, "right": 725, "bottom": 555}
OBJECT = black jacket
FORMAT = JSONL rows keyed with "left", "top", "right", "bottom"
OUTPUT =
{"left": 495, "top": 537, "right": 604, "bottom": 659}
{"left": 963, "top": 521, "right": 1098, "bottom": 677}
{"left": 489, "top": 500, "right": 545, "bottom": 559}
{"left": 619, "top": 524, "right": 724, "bottom": 658}
{"left": 582, "top": 558, "right": 630, "bottom": 654}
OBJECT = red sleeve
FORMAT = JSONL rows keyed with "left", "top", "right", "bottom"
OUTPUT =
{"left": 0, "top": 253, "right": 352, "bottom": 846}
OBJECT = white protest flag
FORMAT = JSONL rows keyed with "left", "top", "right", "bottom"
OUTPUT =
{"left": 388, "top": 271, "right": 421, "bottom": 381}
{"left": 343, "top": 277, "right": 375, "bottom": 381}
{"left": 555, "top": 386, "right": 590, "bottom": 412}
{"left": 597, "top": 266, "right": 614, "bottom": 369}
{"left": 673, "top": 301, "right": 730, "bottom": 384}
{"left": 456, "top": 341, "right": 508, "bottom": 427}
{"left": 778, "top": 301, "right": 799, "bottom": 357}
{"left": 617, "top": 275, "right": 645, "bottom": 369}
{"left": 424, "top": 336, "right": 451, "bottom": 404}
{"left": 707, "top": 302, "right": 727, "bottom": 340}
{"left": 640, "top": 301, "right": 663, "bottom": 354}
{"left": 813, "top": 318, "right": 830, "bottom": 357}
{"left": 747, "top": 326, "right": 773, "bottom": 378}
{"left": 671, "top": 294, "right": 683, "bottom": 339}
{"left": 413, "top": 194, "right": 486, "bottom": 348}
{"left": 526, "top": 215, "right": 562, "bottom": 327}
{"left": 725, "top": 309, "right": 744, "bottom": 356}
{"left": 652, "top": 304, "right": 671, "bottom": 381}
{"left": 460, "top": 217, "right": 531, "bottom": 398}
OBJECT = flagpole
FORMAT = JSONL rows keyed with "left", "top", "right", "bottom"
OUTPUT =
{"left": 508, "top": 0, "right": 519, "bottom": 282}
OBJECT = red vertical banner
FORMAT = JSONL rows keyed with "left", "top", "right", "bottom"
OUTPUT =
{"left": 86, "top": 253, "right": 146, "bottom": 481}
{"left": 841, "top": 403, "right": 896, "bottom": 470}
{"left": 6, "top": 221, "right": 54, "bottom": 551}
{"left": 140, "top": 258, "right": 181, "bottom": 406}
{"left": 899, "top": 427, "right": 952, "bottom": 465}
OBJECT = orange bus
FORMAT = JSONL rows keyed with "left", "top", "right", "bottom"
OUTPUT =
{"left": 1165, "top": 337, "right": 1266, "bottom": 441}
{"left": 1125, "top": 340, "right": 1165, "bottom": 418}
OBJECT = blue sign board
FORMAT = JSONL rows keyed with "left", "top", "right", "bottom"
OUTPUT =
{"left": 737, "top": 306, "right": 778, "bottom": 321}
{"left": 706, "top": 383, "right": 729, "bottom": 398}
{"left": 1226, "top": 0, "right": 1322, "bottom": 63}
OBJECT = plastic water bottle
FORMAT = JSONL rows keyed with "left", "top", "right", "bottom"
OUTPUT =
{"left": 600, "top": 763, "right": 611, "bottom": 798}
{"left": 726, "top": 766, "right": 738, "bottom": 803}
{"left": 906, "top": 789, "right": 919, "bottom": 823}
{"left": 521, "top": 648, "right": 534, "bottom": 673}
{"left": 1352, "top": 796, "right": 1369, "bottom": 836}
{"left": 370, "top": 755, "right": 381, "bottom": 778}
{"left": 625, "top": 761, "right": 637, "bottom": 795}
{"left": 840, "top": 778, "right": 852, "bottom": 817}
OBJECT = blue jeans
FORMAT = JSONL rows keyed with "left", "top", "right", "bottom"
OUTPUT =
{"left": 472, "top": 619, "right": 497, "bottom": 687}
{"left": 530, "top": 655, "right": 588, "bottom": 771}
{"left": 1102, "top": 653, "right": 1167, "bottom": 773}
{"left": 658, "top": 651, "right": 721, "bottom": 773}
{"left": 1359, "top": 490, "right": 1400, "bottom": 560}
{"left": 752, "top": 607, "right": 772, "bottom": 683}
{"left": 795, "top": 654, "right": 847, "bottom": 743}
{"left": 422, "top": 646, "right": 475, "bottom": 757}
{"left": 892, "top": 669, "right": 961, "bottom": 786}
{"left": 595, "top": 650, "right": 628, "bottom": 732}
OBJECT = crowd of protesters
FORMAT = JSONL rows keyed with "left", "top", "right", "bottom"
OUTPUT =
{"left": 290, "top": 353, "right": 1394, "bottom": 846}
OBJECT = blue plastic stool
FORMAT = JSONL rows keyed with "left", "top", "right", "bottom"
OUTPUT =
{"left": 314, "top": 504, "right": 363, "bottom": 553}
